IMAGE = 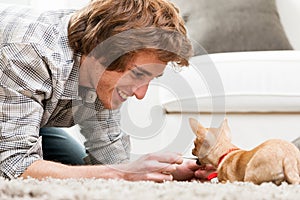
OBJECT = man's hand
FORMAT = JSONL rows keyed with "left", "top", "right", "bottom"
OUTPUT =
{"left": 171, "top": 159, "right": 216, "bottom": 181}
{"left": 194, "top": 164, "right": 216, "bottom": 181}
{"left": 116, "top": 152, "right": 183, "bottom": 182}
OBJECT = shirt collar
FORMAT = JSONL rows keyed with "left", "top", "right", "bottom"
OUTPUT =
{"left": 59, "top": 13, "right": 82, "bottom": 100}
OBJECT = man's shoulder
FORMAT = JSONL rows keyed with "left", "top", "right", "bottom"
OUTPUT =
{"left": 0, "top": 4, "right": 74, "bottom": 44}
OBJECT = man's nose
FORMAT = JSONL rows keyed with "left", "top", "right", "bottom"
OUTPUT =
{"left": 133, "top": 83, "right": 149, "bottom": 99}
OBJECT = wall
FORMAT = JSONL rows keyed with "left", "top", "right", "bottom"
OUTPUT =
{"left": 0, "top": 0, "right": 89, "bottom": 9}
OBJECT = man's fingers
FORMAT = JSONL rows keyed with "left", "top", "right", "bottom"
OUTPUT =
{"left": 159, "top": 164, "right": 177, "bottom": 174}
{"left": 144, "top": 152, "right": 183, "bottom": 164}
{"left": 205, "top": 164, "right": 216, "bottom": 171}
{"left": 182, "top": 159, "right": 203, "bottom": 171}
{"left": 145, "top": 161, "right": 177, "bottom": 173}
{"left": 194, "top": 168, "right": 217, "bottom": 180}
{"left": 145, "top": 173, "right": 173, "bottom": 183}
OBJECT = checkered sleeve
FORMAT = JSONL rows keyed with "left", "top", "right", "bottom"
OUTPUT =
{"left": 0, "top": 43, "right": 50, "bottom": 179}
{"left": 79, "top": 103, "right": 131, "bottom": 165}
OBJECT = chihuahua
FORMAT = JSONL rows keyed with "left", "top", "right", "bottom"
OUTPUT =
{"left": 189, "top": 118, "right": 300, "bottom": 185}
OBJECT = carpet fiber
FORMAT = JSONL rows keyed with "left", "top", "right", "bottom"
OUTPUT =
{"left": 0, "top": 178, "right": 299, "bottom": 200}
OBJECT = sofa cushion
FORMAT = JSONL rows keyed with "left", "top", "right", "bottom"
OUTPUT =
{"left": 276, "top": 0, "right": 300, "bottom": 50}
{"left": 159, "top": 51, "right": 300, "bottom": 113}
{"left": 171, "top": 0, "right": 293, "bottom": 55}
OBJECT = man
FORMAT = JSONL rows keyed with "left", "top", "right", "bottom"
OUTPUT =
{"left": 0, "top": 0, "right": 213, "bottom": 181}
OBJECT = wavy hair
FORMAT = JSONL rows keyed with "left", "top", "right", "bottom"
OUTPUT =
{"left": 68, "top": 0, "right": 193, "bottom": 71}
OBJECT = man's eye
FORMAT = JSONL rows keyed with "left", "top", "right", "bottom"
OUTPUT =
{"left": 131, "top": 70, "right": 145, "bottom": 79}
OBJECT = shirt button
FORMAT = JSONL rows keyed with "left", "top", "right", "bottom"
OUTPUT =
{"left": 85, "top": 90, "right": 97, "bottom": 103}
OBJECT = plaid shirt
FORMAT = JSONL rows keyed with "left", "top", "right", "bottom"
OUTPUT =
{"left": 0, "top": 5, "right": 130, "bottom": 179}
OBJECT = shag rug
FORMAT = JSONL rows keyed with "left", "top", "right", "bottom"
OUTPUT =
{"left": 0, "top": 178, "right": 299, "bottom": 200}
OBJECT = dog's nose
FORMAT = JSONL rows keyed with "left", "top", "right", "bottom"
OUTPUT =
{"left": 196, "top": 159, "right": 201, "bottom": 166}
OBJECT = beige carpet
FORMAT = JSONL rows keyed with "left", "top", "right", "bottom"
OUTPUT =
{"left": 0, "top": 178, "right": 299, "bottom": 200}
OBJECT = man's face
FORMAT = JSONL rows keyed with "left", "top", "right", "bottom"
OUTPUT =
{"left": 96, "top": 52, "right": 166, "bottom": 109}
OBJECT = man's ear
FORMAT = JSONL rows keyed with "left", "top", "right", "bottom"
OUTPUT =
{"left": 189, "top": 118, "right": 207, "bottom": 137}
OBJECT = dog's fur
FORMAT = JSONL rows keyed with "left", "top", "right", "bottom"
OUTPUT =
{"left": 189, "top": 118, "right": 300, "bottom": 185}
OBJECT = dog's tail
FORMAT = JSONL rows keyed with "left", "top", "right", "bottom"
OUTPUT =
{"left": 283, "top": 156, "right": 300, "bottom": 184}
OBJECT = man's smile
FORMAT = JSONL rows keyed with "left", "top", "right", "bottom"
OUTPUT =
{"left": 117, "top": 88, "right": 129, "bottom": 101}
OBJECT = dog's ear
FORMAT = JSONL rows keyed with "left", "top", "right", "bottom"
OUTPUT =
{"left": 189, "top": 118, "right": 207, "bottom": 137}
{"left": 218, "top": 118, "right": 232, "bottom": 139}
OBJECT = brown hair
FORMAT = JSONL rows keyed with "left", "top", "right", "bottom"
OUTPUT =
{"left": 68, "top": 0, "right": 193, "bottom": 71}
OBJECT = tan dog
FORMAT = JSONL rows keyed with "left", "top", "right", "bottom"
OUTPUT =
{"left": 189, "top": 118, "right": 300, "bottom": 185}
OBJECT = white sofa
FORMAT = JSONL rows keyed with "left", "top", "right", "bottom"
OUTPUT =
{"left": 120, "top": 0, "right": 300, "bottom": 157}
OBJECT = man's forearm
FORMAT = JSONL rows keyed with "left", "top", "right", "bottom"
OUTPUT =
{"left": 21, "top": 152, "right": 185, "bottom": 182}
{"left": 21, "top": 160, "right": 124, "bottom": 180}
